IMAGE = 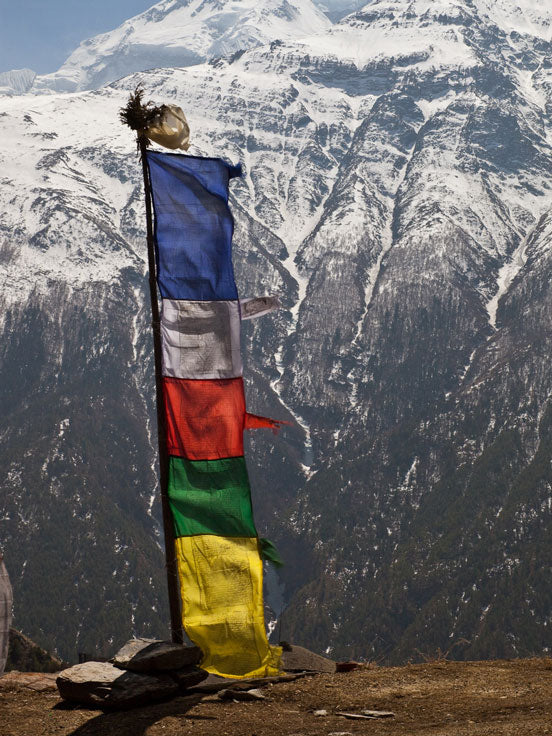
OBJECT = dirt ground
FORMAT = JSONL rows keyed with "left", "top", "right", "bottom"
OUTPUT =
{"left": 2, "top": 658, "right": 552, "bottom": 736}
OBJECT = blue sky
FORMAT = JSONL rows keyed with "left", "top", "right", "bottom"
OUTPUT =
{"left": 0, "top": 0, "right": 155, "bottom": 74}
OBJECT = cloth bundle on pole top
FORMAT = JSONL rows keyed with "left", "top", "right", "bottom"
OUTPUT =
{"left": 145, "top": 105, "right": 190, "bottom": 151}
{"left": 146, "top": 150, "right": 284, "bottom": 679}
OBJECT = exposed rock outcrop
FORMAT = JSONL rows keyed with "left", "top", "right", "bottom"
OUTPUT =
{"left": 6, "top": 629, "right": 63, "bottom": 674}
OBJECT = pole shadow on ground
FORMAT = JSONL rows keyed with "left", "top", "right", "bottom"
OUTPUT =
{"left": 55, "top": 694, "right": 215, "bottom": 736}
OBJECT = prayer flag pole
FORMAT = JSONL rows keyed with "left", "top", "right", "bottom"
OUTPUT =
{"left": 120, "top": 88, "right": 183, "bottom": 645}
{"left": 121, "top": 88, "right": 284, "bottom": 677}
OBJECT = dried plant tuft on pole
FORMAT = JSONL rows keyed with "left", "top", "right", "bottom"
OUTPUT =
{"left": 119, "top": 86, "right": 167, "bottom": 148}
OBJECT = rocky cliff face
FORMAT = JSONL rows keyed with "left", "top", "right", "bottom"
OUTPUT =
{"left": 1, "top": 0, "right": 552, "bottom": 662}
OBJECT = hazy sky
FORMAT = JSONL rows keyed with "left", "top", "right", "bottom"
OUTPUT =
{"left": 0, "top": 0, "right": 155, "bottom": 74}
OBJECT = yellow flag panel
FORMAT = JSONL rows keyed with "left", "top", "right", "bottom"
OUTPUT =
{"left": 175, "top": 535, "right": 282, "bottom": 679}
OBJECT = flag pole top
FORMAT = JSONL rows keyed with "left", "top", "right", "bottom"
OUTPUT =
{"left": 120, "top": 86, "right": 164, "bottom": 150}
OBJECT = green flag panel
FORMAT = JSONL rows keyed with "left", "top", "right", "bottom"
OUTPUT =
{"left": 168, "top": 456, "right": 257, "bottom": 538}
{"left": 259, "top": 538, "right": 284, "bottom": 568}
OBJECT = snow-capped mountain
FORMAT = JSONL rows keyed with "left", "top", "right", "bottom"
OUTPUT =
{"left": 477, "top": 0, "right": 552, "bottom": 38}
{"left": 2, "top": 0, "right": 552, "bottom": 662}
{"left": 0, "top": 68, "right": 36, "bottom": 95}
{"left": 30, "top": 0, "right": 331, "bottom": 93}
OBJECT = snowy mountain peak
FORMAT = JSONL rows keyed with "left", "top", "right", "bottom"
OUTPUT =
{"left": 31, "top": 0, "right": 331, "bottom": 93}
{"left": 476, "top": 0, "right": 552, "bottom": 39}
{"left": 0, "top": 68, "right": 36, "bottom": 96}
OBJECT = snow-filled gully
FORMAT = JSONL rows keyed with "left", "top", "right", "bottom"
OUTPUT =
{"left": 486, "top": 233, "right": 529, "bottom": 329}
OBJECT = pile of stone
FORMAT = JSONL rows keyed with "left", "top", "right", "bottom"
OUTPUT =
{"left": 56, "top": 638, "right": 207, "bottom": 709}
{"left": 56, "top": 639, "right": 339, "bottom": 709}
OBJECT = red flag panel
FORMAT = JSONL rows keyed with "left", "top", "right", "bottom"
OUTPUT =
{"left": 163, "top": 377, "right": 246, "bottom": 460}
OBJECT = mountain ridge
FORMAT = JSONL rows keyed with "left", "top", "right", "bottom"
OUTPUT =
{"left": 28, "top": 0, "right": 331, "bottom": 93}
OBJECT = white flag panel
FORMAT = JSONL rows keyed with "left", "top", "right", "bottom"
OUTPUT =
{"left": 161, "top": 299, "right": 242, "bottom": 380}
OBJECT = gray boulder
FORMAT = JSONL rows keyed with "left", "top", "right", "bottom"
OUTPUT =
{"left": 56, "top": 661, "right": 178, "bottom": 708}
{"left": 281, "top": 643, "right": 335, "bottom": 674}
{"left": 112, "top": 638, "right": 202, "bottom": 673}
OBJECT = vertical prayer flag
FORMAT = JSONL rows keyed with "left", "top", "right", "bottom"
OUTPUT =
{"left": 147, "top": 150, "right": 283, "bottom": 679}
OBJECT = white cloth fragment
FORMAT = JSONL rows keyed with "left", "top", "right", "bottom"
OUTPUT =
{"left": 146, "top": 105, "right": 190, "bottom": 151}
{"left": 161, "top": 299, "right": 242, "bottom": 380}
{"left": 240, "top": 296, "right": 281, "bottom": 320}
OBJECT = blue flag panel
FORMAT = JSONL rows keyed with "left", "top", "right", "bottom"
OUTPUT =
{"left": 146, "top": 151, "right": 242, "bottom": 301}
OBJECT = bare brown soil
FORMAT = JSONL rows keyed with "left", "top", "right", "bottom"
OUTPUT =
{"left": 2, "top": 658, "right": 552, "bottom": 736}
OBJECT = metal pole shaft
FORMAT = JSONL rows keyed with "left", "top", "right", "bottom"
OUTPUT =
{"left": 139, "top": 136, "right": 183, "bottom": 644}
